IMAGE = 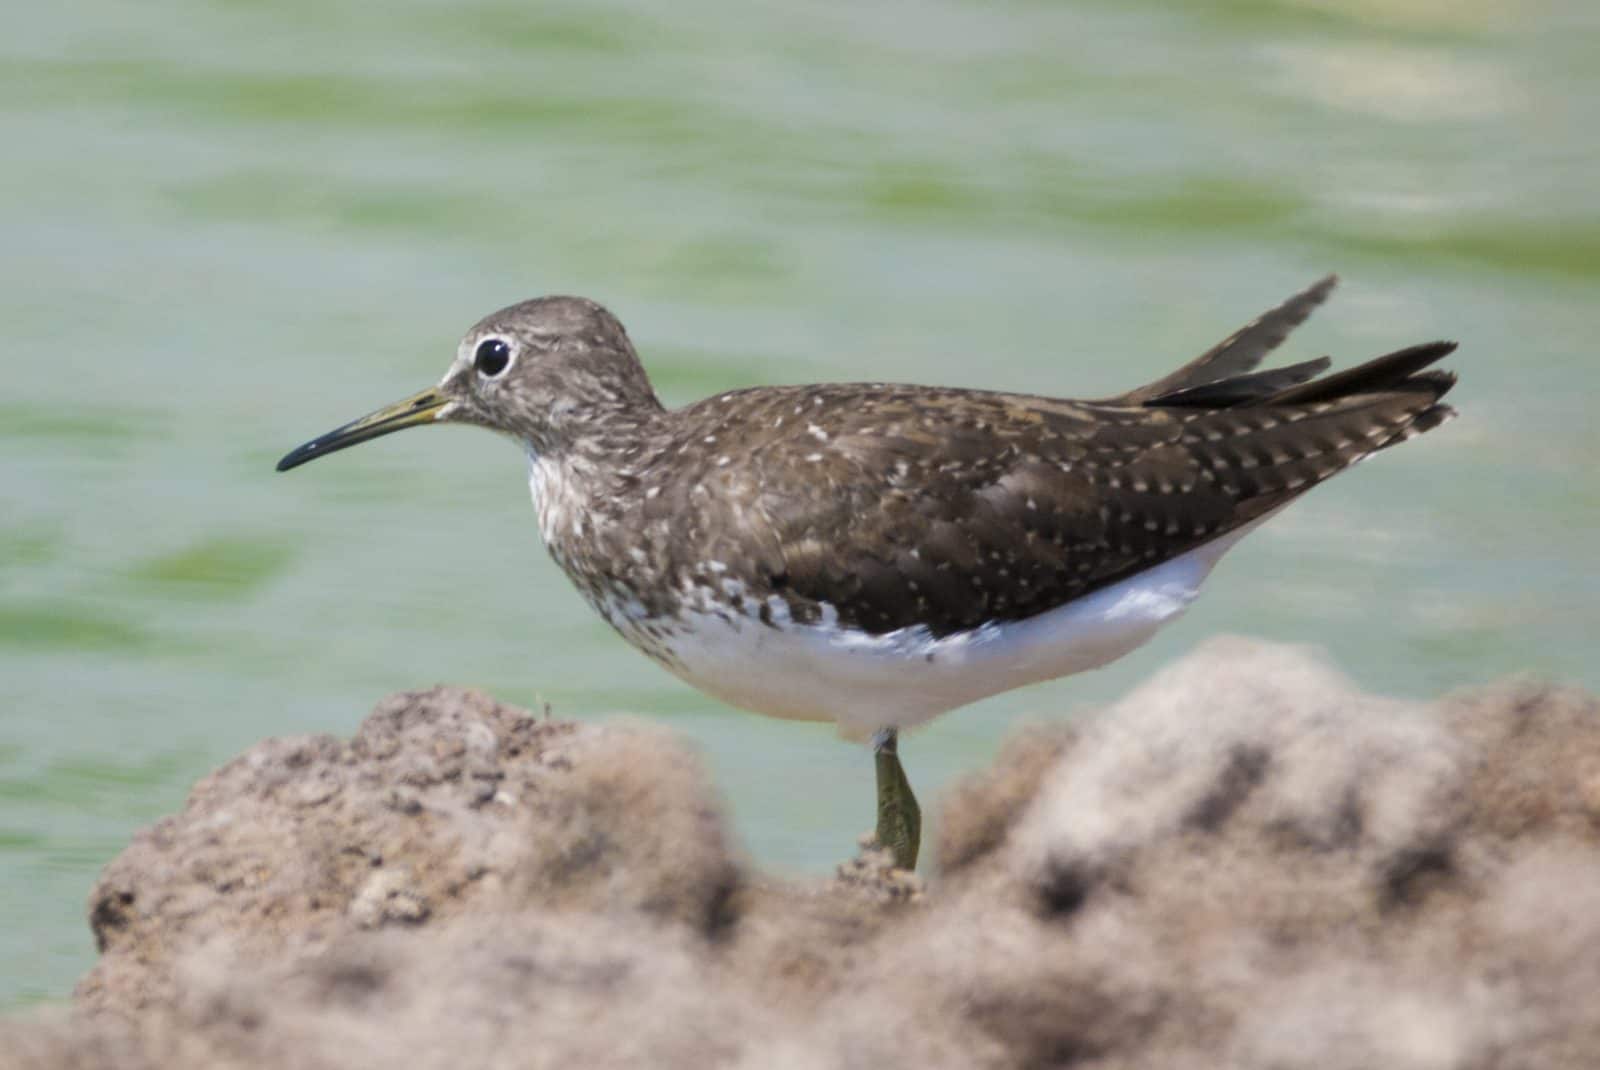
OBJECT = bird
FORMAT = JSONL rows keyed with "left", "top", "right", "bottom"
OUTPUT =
{"left": 277, "top": 275, "right": 1457, "bottom": 870}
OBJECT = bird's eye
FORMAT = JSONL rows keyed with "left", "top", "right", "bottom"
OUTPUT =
{"left": 474, "top": 338, "right": 512, "bottom": 378}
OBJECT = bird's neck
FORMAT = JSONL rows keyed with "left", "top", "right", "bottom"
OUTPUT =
{"left": 516, "top": 379, "right": 667, "bottom": 456}
{"left": 521, "top": 401, "right": 672, "bottom": 557}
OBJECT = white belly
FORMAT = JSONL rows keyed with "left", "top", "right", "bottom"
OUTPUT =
{"left": 658, "top": 523, "right": 1263, "bottom": 741}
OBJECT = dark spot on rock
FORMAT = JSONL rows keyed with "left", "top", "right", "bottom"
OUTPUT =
{"left": 1035, "top": 857, "right": 1094, "bottom": 918}
{"left": 317, "top": 959, "right": 388, "bottom": 1005}
{"left": 700, "top": 872, "right": 742, "bottom": 943}
{"left": 385, "top": 791, "right": 423, "bottom": 815}
{"left": 89, "top": 889, "right": 136, "bottom": 952}
{"left": 1184, "top": 744, "right": 1270, "bottom": 832}
{"left": 1380, "top": 842, "right": 1456, "bottom": 911}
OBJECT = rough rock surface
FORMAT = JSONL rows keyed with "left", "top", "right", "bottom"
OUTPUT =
{"left": 6, "top": 638, "right": 1600, "bottom": 1069}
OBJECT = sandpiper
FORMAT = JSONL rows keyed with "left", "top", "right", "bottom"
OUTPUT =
{"left": 278, "top": 275, "right": 1456, "bottom": 870}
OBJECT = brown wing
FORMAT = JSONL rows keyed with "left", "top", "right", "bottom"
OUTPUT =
{"left": 744, "top": 341, "right": 1455, "bottom": 638}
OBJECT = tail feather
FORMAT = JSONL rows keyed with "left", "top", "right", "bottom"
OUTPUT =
{"left": 1115, "top": 274, "right": 1338, "bottom": 405}
{"left": 1141, "top": 356, "right": 1331, "bottom": 408}
{"left": 1266, "top": 341, "right": 1458, "bottom": 406}
{"left": 1371, "top": 379, "right": 1457, "bottom": 450}
{"left": 1111, "top": 280, "right": 1458, "bottom": 500}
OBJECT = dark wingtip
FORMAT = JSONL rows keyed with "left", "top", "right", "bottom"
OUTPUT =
{"left": 1141, "top": 354, "right": 1334, "bottom": 408}
{"left": 1269, "top": 339, "right": 1461, "bottom": 406}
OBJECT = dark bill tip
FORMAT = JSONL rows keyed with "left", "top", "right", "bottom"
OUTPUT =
{"left": 276, "top": 388, "right": 449, "bottom": 473}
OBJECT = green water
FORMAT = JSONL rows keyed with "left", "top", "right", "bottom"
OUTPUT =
{"left": 3, "top": 0, "right": 1597, "bottom": 1007}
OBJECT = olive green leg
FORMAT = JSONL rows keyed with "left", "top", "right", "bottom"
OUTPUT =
{"left": 873, "top": 728, "right": 921, "bottom": 871}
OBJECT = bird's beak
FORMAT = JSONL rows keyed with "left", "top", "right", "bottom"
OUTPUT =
{"left": 276, "top": 387, "right": 453, "bottom": 472}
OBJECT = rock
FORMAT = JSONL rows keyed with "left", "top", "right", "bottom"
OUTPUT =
{"left": 72, "top": 687, "right": 743, "bottom": 1021}
{"left": 834, "top": 836, "right": 925, "bottom": 903}
{"left": 5, "top": 639, "right": 1600, "bottom": 1069}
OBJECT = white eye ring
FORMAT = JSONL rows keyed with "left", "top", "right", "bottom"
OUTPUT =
{"left": 473, "top": 336, "right": 515, "bottom": 379}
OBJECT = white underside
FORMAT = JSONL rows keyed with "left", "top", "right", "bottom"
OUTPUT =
{"left": 657, "top": 519, "right": 1270, "bottom": 741}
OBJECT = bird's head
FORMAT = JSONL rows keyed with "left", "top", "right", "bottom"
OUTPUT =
{"left": 276, "top": 296, "right": 661, "bottom": 472}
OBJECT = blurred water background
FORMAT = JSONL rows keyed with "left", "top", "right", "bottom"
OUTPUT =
{"left": 3, "top": 0, "right": 1597, "bottom": 1007}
